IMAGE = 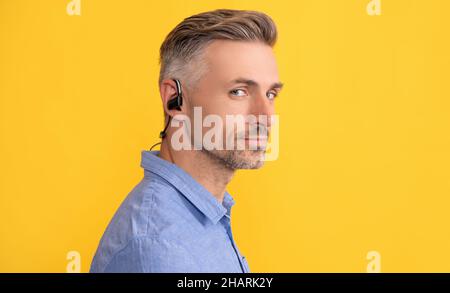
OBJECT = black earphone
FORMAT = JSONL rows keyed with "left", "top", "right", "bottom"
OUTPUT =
{"left": 159, "top": 78, "right": 183, "bottom": 139}
{"left": 166, "top": 78, "right": 183, "bottom": 111}
{"left": 159, "top": 79, "right": 183, "bottom": 138}
{"left": 149, "top": 79, "right": 183, "bottom": 151}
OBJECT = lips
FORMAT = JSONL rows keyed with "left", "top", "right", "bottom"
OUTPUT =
{"left": 236, "top": 135, "right": 267, "bottom": 140}
{"left": 244, "top": 137, "right": 268, "bottom": 141}
{"left": 243, "top": 137, "right": 268, "bottom": 149}
{"left": 234, "top": 132, "right": 269, "bottom": 149}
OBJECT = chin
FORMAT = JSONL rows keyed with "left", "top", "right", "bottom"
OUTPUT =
{"left": 237, "top": 150, "right": 266, "bottom": 169}
{"left": 204, "top": 149, "right": 267, "bottom": 170}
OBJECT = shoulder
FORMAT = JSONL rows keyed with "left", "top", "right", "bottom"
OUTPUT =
{"left": 109, "top": 176, "right": 187, "bottom": 238}
{"left": 90, "top": 176, "right": 202, "bottom": 272}
{"left": 100, "top": 235, "right": 200, "bottom": 272}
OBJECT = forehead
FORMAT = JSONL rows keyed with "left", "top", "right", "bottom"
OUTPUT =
{"left": 202, "top": 40, "right": 279, "bottom": 85}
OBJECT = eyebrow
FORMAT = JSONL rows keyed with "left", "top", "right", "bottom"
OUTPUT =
{"left": 229, "top": 78, "right": 284, "bottom": 91}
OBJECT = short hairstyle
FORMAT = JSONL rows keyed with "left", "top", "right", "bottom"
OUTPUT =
{"left": 158, "top": 9, "right": 278, "bottom": 89}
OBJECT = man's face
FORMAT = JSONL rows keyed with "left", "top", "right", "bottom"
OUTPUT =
{"left": 185, "top": 40, "right": 282, "bottom": 170}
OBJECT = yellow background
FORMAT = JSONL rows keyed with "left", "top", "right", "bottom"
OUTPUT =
{"left": 1, "top": 0, "right": 450, "bottom": 272}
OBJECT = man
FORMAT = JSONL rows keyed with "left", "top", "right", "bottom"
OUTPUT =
{"left": 90, "top": 8, "right": 283, "bottom": 273}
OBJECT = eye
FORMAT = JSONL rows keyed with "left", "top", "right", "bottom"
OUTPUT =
{"left": 266, "top": 91, "right": 278, "bottom": 101}
{"left": 229, "top": 89, "right": 247, "bottom": 97}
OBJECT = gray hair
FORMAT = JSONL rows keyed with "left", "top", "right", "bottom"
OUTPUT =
{"left": 158, "top": 9, "right": 278, "bottom": 90}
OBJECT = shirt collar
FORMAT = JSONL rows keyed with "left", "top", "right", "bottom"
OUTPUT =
{"left": 140, "top": 150, "right": 235, "bottom": 224}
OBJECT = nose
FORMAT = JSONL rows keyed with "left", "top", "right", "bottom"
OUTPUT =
{"left": 250, "top": 92, "right": 275, "bottom": 129}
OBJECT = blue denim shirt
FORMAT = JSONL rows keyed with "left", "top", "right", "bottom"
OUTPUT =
{"left": 90, "top": 150, "right": 250, "bottom": 273}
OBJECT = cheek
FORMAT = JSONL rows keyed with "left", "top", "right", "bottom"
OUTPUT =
{"left": 269, "top": 103, "right": 276, "bottom": 115}
{"left": 230, "top": 102, "right": 252, "bottom": 115}
{"left": 203, "top": 95, "right": 252, "bottom": 117}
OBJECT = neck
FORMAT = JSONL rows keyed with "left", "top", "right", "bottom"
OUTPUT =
{"left": 158, "top": 139, "right": 235, "bottom": 203}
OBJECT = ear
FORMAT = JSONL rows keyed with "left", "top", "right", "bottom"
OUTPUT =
{"left": 159, "top": 79, "right": 184, "bottom": 118}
